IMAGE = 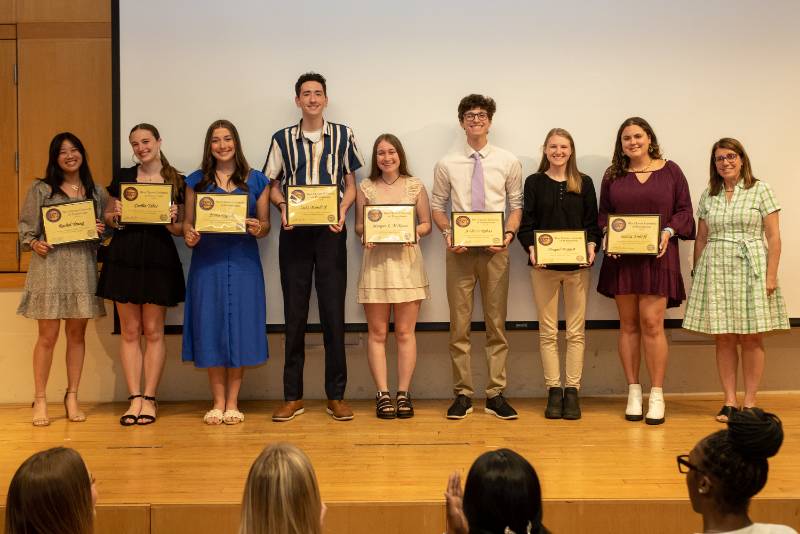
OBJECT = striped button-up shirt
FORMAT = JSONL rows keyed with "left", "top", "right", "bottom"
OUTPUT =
{"left": 262, "top": 119, "right": 364, "bottom": 198}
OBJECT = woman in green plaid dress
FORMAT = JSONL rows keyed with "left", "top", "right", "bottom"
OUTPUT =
{"left": 683, "top": 138, "right": 789, "bottom": 422}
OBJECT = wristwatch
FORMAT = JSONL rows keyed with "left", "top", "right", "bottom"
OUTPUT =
{"left": 504, "top": 230, "right": 515, "bottom": 243}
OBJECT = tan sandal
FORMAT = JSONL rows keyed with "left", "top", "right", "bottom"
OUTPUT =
{"left": 32, "top": 394, "right": 50, "bottom": 427}
{"left": 203, "top": 408, "right": 224, "bottom": 425}
{"left": 222, "top": 409, "right": 244, "bottom": 425}
{"left": 64, "top": 390, "right": 86, "bottom": 422}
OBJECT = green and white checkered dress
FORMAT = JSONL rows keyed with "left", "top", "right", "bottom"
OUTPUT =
{"left": 683, "top": 180, "right": 789, "bottom": 334}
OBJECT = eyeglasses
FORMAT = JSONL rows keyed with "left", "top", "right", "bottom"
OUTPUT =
{"left": 714, "top": 153, "right": 739, "bottom": 164}
{"left": 463, "top": 112, "right": 489, "bottom": 122}
{"left": 676, "top": 454, "right": 704, "bottom": 474}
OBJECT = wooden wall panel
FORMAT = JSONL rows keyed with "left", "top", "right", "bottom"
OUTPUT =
{"left": 94, "top": 505, "right": 150, "bottom": 534}
{"left": 0, "top": 24, "right": 15, "bottom": 38}
{"left": 0, "top": 233, "right": 18, "bottom": 271}
{"left": 0, "top": 39, "right": 16, "bottom": 232}
{"left": 16, "top": 0, "right": 110, "bottom": 23}
{"left": 0, "top": 0, "right": 14, "bottom": 24}
{"left": 17, "top": 34, "right": 112, "bottom": 215}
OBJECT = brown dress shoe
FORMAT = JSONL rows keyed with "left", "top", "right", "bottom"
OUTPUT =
{"left": 326, "top": 399, "right": 354, "bottom": 421}
{"left": 272, "top": 400, "right": 305, "bottom": 422}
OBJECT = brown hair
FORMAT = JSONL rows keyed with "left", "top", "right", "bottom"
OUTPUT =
{"left": 606, "top": 117, "right": 663, "bottom": 180}
{"left": 708, "top": 137, "right": 757, "bottom": 197}
{"left": 5, "top": 447, "right": 94, "bottom": 534}
{"left": 457, "top": 94, "right": 497, "bottom": 122}
{"left": 367, "top": 133, "right": 412, "bottom": 181}
{"left": 239, "top": 443, "right": 323, "bottom": 534}
{"left": 129, "top": 123, "right": 185, "bottom": 202}
{"left": 537, "top": 128, "right": 583, "bottom": 194}
{"left": 194, "top": 120, "right": 251, "bottom": 193}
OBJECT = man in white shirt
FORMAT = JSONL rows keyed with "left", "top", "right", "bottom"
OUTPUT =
{"left": 431, "top": 94, "right": 523, "bottom": 420}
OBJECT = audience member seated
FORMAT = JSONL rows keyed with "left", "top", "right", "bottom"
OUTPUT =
{"left": 5, "top": 447, "right": 97, "bottom": 534}
{"left": 679, "top": 408, "right": 796, "bottom": 534}
{"left": 445, "top": 448, "right": 550, "bottom": 534}
{"left": 239, "top": 442, "right": 326, "bottom": 534}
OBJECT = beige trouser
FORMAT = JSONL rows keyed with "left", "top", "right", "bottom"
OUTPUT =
{"left": 446, "top": 248, "right": 509, "bottom": 398}
{"left": 530, "top": 267, "right": 590, "bottom": 389}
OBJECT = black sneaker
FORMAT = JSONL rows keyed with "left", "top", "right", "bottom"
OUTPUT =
{"left": 563, "top": 387, "right": 581, "bottom": 420}
{"left": 485, "top": 394, "right": 518, "bottom": 420}
{"left": 446, "top": 394, "right": 473, "bottom": 419}
{"left": 544, "top": 387, "right": 563, "bottom": 419}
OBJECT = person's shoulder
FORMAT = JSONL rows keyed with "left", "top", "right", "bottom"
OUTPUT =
{"left": 119, "top": 166, "right": 137, "bottom": 179}
{"left": 525, "top": 171, "right": 546, "bottom": 183}
{"left": 185, "top": 169, "right": 203, "bottom": 186}
{"left": 271, "top": 124, "right": 297, "bottom": 140}
{"left": 662, "top": 159, "right": 683, "bottom": 173}
{"left": 750, "top": 523, "right": 798, "bottom": 534}
{"left": 488, "top": 144, "right": 518, "bottom": 161}
{"left": 248, "top": 169, "right": 269, "bottom": 183}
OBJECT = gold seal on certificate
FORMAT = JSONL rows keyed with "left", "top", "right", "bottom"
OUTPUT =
{"left": 534, "top": 230, "right": 588, "bottom": 265}
{"left": 286, "top": 185, "right": 339, "bottom": 226}
{"left": 606, "top": 214, "right": 661, "bottom": 255}
{"left": 451, "top": 211, "right": 505, "bottom": 248}
{"left": 363, "top": 204, "right": 416, "bottom": 244}
{"left": 41, "top": 200, "right": 99, "bottom": 246}
{"left": 120, "top": 183, "right": 173, "bottom": 224}
{"left": 194, "top": 193, "right": 247, "bottom": 233}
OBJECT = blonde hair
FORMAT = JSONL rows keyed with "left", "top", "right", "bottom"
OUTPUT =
{"left": 239, "top": 443, "right": 323, "bottom": 534}
{"left": 536, "top": 128, "right": 582, "bottom": 194}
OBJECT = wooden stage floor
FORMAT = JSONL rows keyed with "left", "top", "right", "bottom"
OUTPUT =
{"left": 1, "top": 394, "right": 799, "bottom": 534}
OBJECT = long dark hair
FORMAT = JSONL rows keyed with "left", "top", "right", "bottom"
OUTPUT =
{"left": 708, "top": 137, "right": 757, "bottom": 197}
{"left": 5, "top": 447, "right": 94, "bottom": 534}
{"left": 42, "top": 132, "right": 96, "bottom": 199}
{"left": 697, "top": 408, "right": 783, "bottom": 515}
{"left": 368, "top": 133, "right": 411, "bottom": 181}
{"left": 194, "top": 120, "right": 250, "bottom": 193}
{"left": 536, "top": 128, "right": 582, "bottom": 194}
{"left": 606, "top": 117, "right": 663, "bottom": 180}
{"left": 129, "top": 123, "right": 185, "bottom": 202}
{"left": 462, "top": 449, "right": 549, "bottom": 534}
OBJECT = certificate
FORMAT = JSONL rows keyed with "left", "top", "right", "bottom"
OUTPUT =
{"left": 41, "top": 200, "right": 99, "bottom": 246}
{"left": 534, "top": 230, "right": 588, "bottom": 265}
{"left": 194, "top": 193, "right": 247, "bottom": 233}
{"left": 606, "top": 214, "right": 661, "bottom": 255}
{"left": 451, "top": 211, "right": 505, "bottom": 248}
{"left": 286, "top": 185, "right": 339, "bottom": 226}
{"left": 363, "top": 204, "right": 416, "bottom": 244}
{"left": 119, "top": 183, "right": 173, "bottom": 224}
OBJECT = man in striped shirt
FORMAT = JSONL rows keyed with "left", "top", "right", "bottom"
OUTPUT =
{"left": 263, "top": 72, "right": 364, "bottom": 422}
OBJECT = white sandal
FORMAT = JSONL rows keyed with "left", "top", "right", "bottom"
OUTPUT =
{"left": 223, "top": 409, "right": 244, "bottom": 425}
{"left": 203, "top": 408, "right": 224, "bottom": 425}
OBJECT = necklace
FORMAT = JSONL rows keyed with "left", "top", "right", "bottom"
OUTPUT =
{"left": 628, "top": 159, "right": 653, "bottom": 173}
{"left": 381, "top": 175, "right": 401, "bottom": 186}
{"left": 68, "top": 183, "right": 80, "bottom": 191}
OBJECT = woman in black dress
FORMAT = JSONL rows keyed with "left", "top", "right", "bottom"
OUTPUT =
{"left": 97, "top": 123, "right": 185, "bottom": 425}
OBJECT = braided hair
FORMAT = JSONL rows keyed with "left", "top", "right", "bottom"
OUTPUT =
{"left": 698, "top": 408, "right": 783, "bottom": 514}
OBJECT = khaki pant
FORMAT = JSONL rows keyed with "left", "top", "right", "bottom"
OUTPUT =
{"left": 530, "top": 268, "right": 590, "bottom": 389}
{"left": 446, "top": 249, "right": 509, "bottom": 398}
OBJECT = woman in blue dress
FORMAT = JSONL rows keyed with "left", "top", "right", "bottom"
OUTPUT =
{"left": 183, "top": 120, "right": 270, "bottom": 425}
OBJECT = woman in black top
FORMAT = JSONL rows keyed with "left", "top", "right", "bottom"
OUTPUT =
{"left": 97, "top": 123, "right": 186, "bottom": 426}
{"left": 517, "top": 128, "right": 601, "bottom": 420}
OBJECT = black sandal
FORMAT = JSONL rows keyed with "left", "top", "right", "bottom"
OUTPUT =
{"left": 396, "top": 391, "right": 414, "bottom": 419}
{"left": 715, "top": 405, "right": 738, "bottom": 423}
{"left": 375, "top": 391, "right": 396, "bottom": 419}
{"left": 120, "top": 394, "right": 143, "bottom": 426}
{"left": 136, "top": 396, "right": 158, "bottom": 426}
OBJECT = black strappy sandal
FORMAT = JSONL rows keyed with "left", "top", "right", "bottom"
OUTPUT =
{"left": 375, "top": 391, "right": 396, "bottom": 419}
{"left": 715, "top": 405, "right": 738, "bottom": 423}
{"left": 136, "top": 395, "right": 158, "bottom": 426}
{"left": 120, "top": 394, "right": 143, "bottom": 426}
{"left": 396, "top": 391, "right": 414, "bottom": 419}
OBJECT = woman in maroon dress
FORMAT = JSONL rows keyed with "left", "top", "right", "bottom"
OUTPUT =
{"left": 597, "top": 117, "right": 694, "bottom": 425}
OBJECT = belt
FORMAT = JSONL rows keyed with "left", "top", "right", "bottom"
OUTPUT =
{"left": 707, "top": 236, "right": 763, "bottom": 279}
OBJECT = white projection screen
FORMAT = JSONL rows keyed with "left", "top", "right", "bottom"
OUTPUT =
{"left": 116, "top": 0, "right": 800, "bottom": 327}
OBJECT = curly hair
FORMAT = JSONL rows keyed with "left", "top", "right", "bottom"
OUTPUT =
{"left": 457, "top": 94, "right": 497, "bottom": 122}
{"left": 295, "top": 72, "right": 327, "bottom": 97}
{"left": 698, "top": 408, "right": 783, "bottom": 514}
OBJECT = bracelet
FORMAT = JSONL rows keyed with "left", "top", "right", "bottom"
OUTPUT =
{"left": 441, "top": 228, "right": 451, "bottom": 237}
{"left": 504, "top": 230, "right": 515, "bottom": 243}
{"left": 278, "top": 201, "right": 287, "bottom": 207}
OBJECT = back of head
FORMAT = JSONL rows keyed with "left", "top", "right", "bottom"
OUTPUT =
{"left": 699, "top": 408, "right": 784, "bottom": 513}
{"left": 5, "top": 447, "right": 94, "bottom": 534}
{"left": 240, "top": 443, "right": 322, "bottom": 534}
{"left": 462, "top": 449, "right": 547, "bottom": 534}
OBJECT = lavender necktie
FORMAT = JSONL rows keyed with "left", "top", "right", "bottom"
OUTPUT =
{"left": 471, "top": 152, "right": 485, "bottom": 211}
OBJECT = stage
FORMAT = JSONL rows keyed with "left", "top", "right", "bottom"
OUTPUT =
{"left": 1, "top": 394, "right": 798, "bottom": 533}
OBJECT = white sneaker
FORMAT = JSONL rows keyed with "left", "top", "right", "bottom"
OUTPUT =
{"left": 646, "top": 387, "right": 665, "bottom": 425}
{"left": 625, "top": 383, "right": 643, "bottom": 421}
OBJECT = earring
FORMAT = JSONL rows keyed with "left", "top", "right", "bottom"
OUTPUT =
{"left": 698, "top": 488, "right": 707, "bottom": 494}
{"left": 648, "top": 145, "right": 656, "bottom": 155}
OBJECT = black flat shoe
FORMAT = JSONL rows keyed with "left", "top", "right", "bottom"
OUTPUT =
{"left": 136, "top": 396, "right": 158, "bottom": 425}
{"left": 715, "top": 405, "right": 738, "bottom": 423}
{"left": 563, "top": 387, "right": 581, "bottom": 420}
